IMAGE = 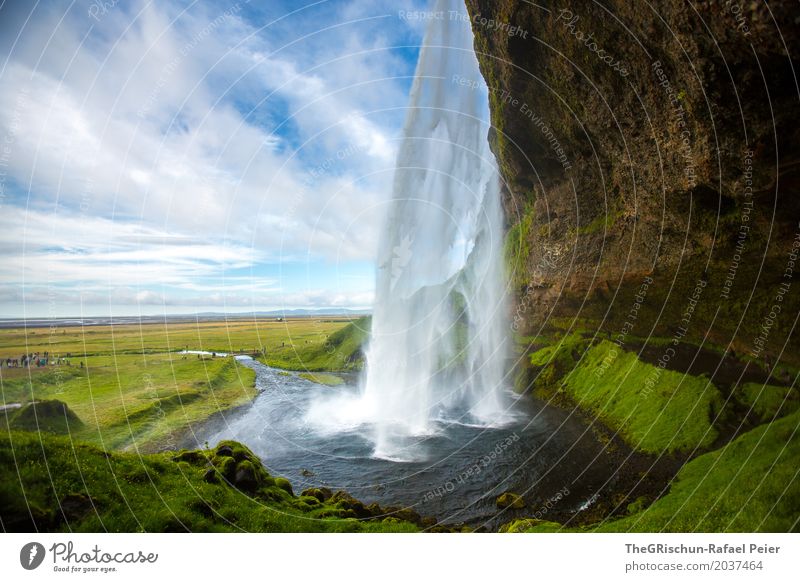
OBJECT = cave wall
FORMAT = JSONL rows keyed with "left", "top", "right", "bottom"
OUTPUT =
{"left": 464, "top": 0, "right": 800, "bottom": 361}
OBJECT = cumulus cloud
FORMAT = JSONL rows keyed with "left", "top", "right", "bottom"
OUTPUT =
{"left": 0, "top": 0, "right": 425, "bottom": 315}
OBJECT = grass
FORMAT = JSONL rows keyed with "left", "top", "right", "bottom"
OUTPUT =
{"left": 298, "top": 373, "right": 344, "bottom": 386}
{"left": 0, "top": 317, "right": 353, "bottom": 360}
{"left": 0, "top": 432, "right": 419, "bottom": 533}
{"left": 504, "top": 204, "right": 534, "bottom": 288}
{"left": 734, "top": 382, "right": 800, "bottom": 423}
{"left": 0, "top": 319, "right": 429, "bottom": 533}
{"left": 1, "top": 353, "right": 256, "bottom": 451}
{"left": 259, "top": 317, "right": 370, "bottom": 372}
{"left": 519, "top": 409, "right": 800, "bottom": 533}
{"left": 530, "top": 338, "right": 723, "bottom": 454}
{"left": 0, "top": 318, "right": 362, "bottom": 451}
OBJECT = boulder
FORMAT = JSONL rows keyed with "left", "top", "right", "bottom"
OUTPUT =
{"left": 274, "top": 477, "right": 294, "bottom": 496}
{"left": 496, "top": 492, "right": 526, "bottom": 510}
{"left": 233, "top": 460, "right": 260, "bottom": 491}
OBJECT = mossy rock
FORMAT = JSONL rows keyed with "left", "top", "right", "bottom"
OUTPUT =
{"left": 233, "top": 460, "right": 261, "bottom": 491}
{"left": 172, "top": 450, "right": 208, "bottom": 465}
{"left": 496, "top": 492, "right": 526, "bottom": 510}
{"left": 382, "top": 517, "right": 402, "bottom": 524}
{"left": 300, "top": 487, "right": 333, "bottom": 502}
{"left": 214, "top": 456, "right": 237, "bottom": 481}
{"left": 274, "top": 477, "right": 294, "bottom": 496}
{"left": 499, "top": 518, "right": 562, "bottom": 533}
{"left": 383, "top": 506, "right": 422, "bottom": 525}
{"left": 330, "top": 491, "right": 371, "bottom": 518}
{"left": 298, "top": 495, "right": 322, "bottom": 506}
{"left": 9, "top": 400, "right": 83, "bottom": 434}
{"left": 214, "top": 440, "right": 257, "bottom": 462}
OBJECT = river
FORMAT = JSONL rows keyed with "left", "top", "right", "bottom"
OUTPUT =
{"left": 185, "top": 355, "right": 626, "bottom": 530}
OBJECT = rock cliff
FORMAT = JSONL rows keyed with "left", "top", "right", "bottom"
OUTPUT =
{"left": 465, "top": 0, "right": 800, "bottom": 362}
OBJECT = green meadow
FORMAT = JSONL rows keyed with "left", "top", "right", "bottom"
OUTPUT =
{"left": 0, "top": 318, "right": 356, "bottom": 451}
{"left": 0, "top": 318, "right": 430, "bottom": 533}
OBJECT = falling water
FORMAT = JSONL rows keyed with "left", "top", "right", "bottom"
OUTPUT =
{"left": 305, "top": 0, "right": 510, "bottom": 460}
{"left": 361, "top": 0, "right": 510, "bottom": 459}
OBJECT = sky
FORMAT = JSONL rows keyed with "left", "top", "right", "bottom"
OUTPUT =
{"left": 0, "top": 0, "right": 435, "bottom": 317}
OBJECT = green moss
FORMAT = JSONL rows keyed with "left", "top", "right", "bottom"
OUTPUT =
{"left": 577, "top": 205, "right": 624, "bottom": 235}
{"left": 496, "top": 492, "right": 526, "bottom": 509}
{"left": 0, "top": 431, "right": 419, "bottom": 533}
{"left": 504, "top": 204, "right": 535, "bottom": 287}
{"left": 735, "top": 383, "right": 800, "bottom": 422}
{"left": 274, "top": 477, "right": 294, "bottom": 496}
{"left": 298, "top": 373, "right": 345, "bottom": 386}
{"left": 529, "top": 337, "right": 722, "bottom": 454}
{"left": 8, "top": 400, "right": 83, "bottom": 434}
{"left": 563, "top": 341, "right": 722, "bottom": 454}
{"left": 627, "top": 496, "right": 650, "bottom": 515}
{"left": 594, "top": 409, "right": 800, "bottom": 532}
{"left": 528, "top": 333, "right": 590, "bottom": 397}
{"left": 500, "top": 518, "right": 563, "bottom": 533}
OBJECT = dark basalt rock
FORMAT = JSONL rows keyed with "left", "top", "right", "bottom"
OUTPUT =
{"left": 465, "top": 0, "right": 800, "bottom": 361}
{"left": 59, "top": 493, "right": 93, "bottom": 521}
{"left": 233, "top": 460, "right": 260, "bottom": 491}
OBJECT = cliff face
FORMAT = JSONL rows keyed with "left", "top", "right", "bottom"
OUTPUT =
{"left": 465, "top": 0, "right": 800, "bottom": 361}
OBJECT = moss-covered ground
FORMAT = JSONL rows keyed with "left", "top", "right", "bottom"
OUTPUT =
{"left": 515, "top": 409, "right": 800, "bottom": 533}
{"left": 297, "top": 372, "right": 345, "bottom": 386}
{"left": 531, "top": 338, "right": 724, "bottom": 454}
{"left": 506, "top": 331, "right": 799, "bottom": 532}
{"left": 0, "top": 433, "right": 420, "bottom": 532}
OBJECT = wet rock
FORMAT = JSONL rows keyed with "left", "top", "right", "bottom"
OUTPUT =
{"left": 203, "top": 468, "right": 218, "bottom": 483}
{"left": 59, "top": 493, "right": 93, "bottom": 521}
{"left": 496, "top": 492, "right": 526, "bottom": 510}
{"left": 384, "top": 506, "right": 422, "bottom": 525}
{"left": 233, "top": 460, "right": 260, "bottom": 491}
{"left": 300, "top": 487, "right": 332, "bottom": 502}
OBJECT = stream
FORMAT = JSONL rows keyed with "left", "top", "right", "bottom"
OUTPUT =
{"left": 185, "top": 355, "right": 625, "bottom": 530}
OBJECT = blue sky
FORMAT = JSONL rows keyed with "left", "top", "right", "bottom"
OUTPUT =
{"left": 0, "top": 0, "right": 434, "bottom": 316}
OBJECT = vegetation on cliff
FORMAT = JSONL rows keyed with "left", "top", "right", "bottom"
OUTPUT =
{"left": 516, "top": 408, "right": 800, "bottom": 533}
{"left": 260, "top": 317, "right": 370, "bottom": 372}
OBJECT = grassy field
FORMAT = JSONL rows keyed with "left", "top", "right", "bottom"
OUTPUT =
{"left": 0, "top": 318, "right": 361, "bottom": 451}
{"left": 0, "top": 317, "right": 354, "bottom": 360}
{"left": 258, "top": 316, "right": 370, "bottom": 372}
{"left": 0, "top": 318, "right": 432, "bottom": 533}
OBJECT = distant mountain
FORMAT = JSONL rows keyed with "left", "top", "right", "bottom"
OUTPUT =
{"left": 193, "top": 308, "right": 372, "bottom": 317}
{"left": 0, "top": 309, "right": 372, "bottom": 329}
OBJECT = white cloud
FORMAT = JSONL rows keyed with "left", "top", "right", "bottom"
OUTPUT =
{"left": 0, "top": 0, "right": 426, "bottom": 313}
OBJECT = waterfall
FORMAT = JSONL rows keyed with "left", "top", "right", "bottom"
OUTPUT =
{"left": 361, "top": 0, "right": 511, "bottom": 459}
